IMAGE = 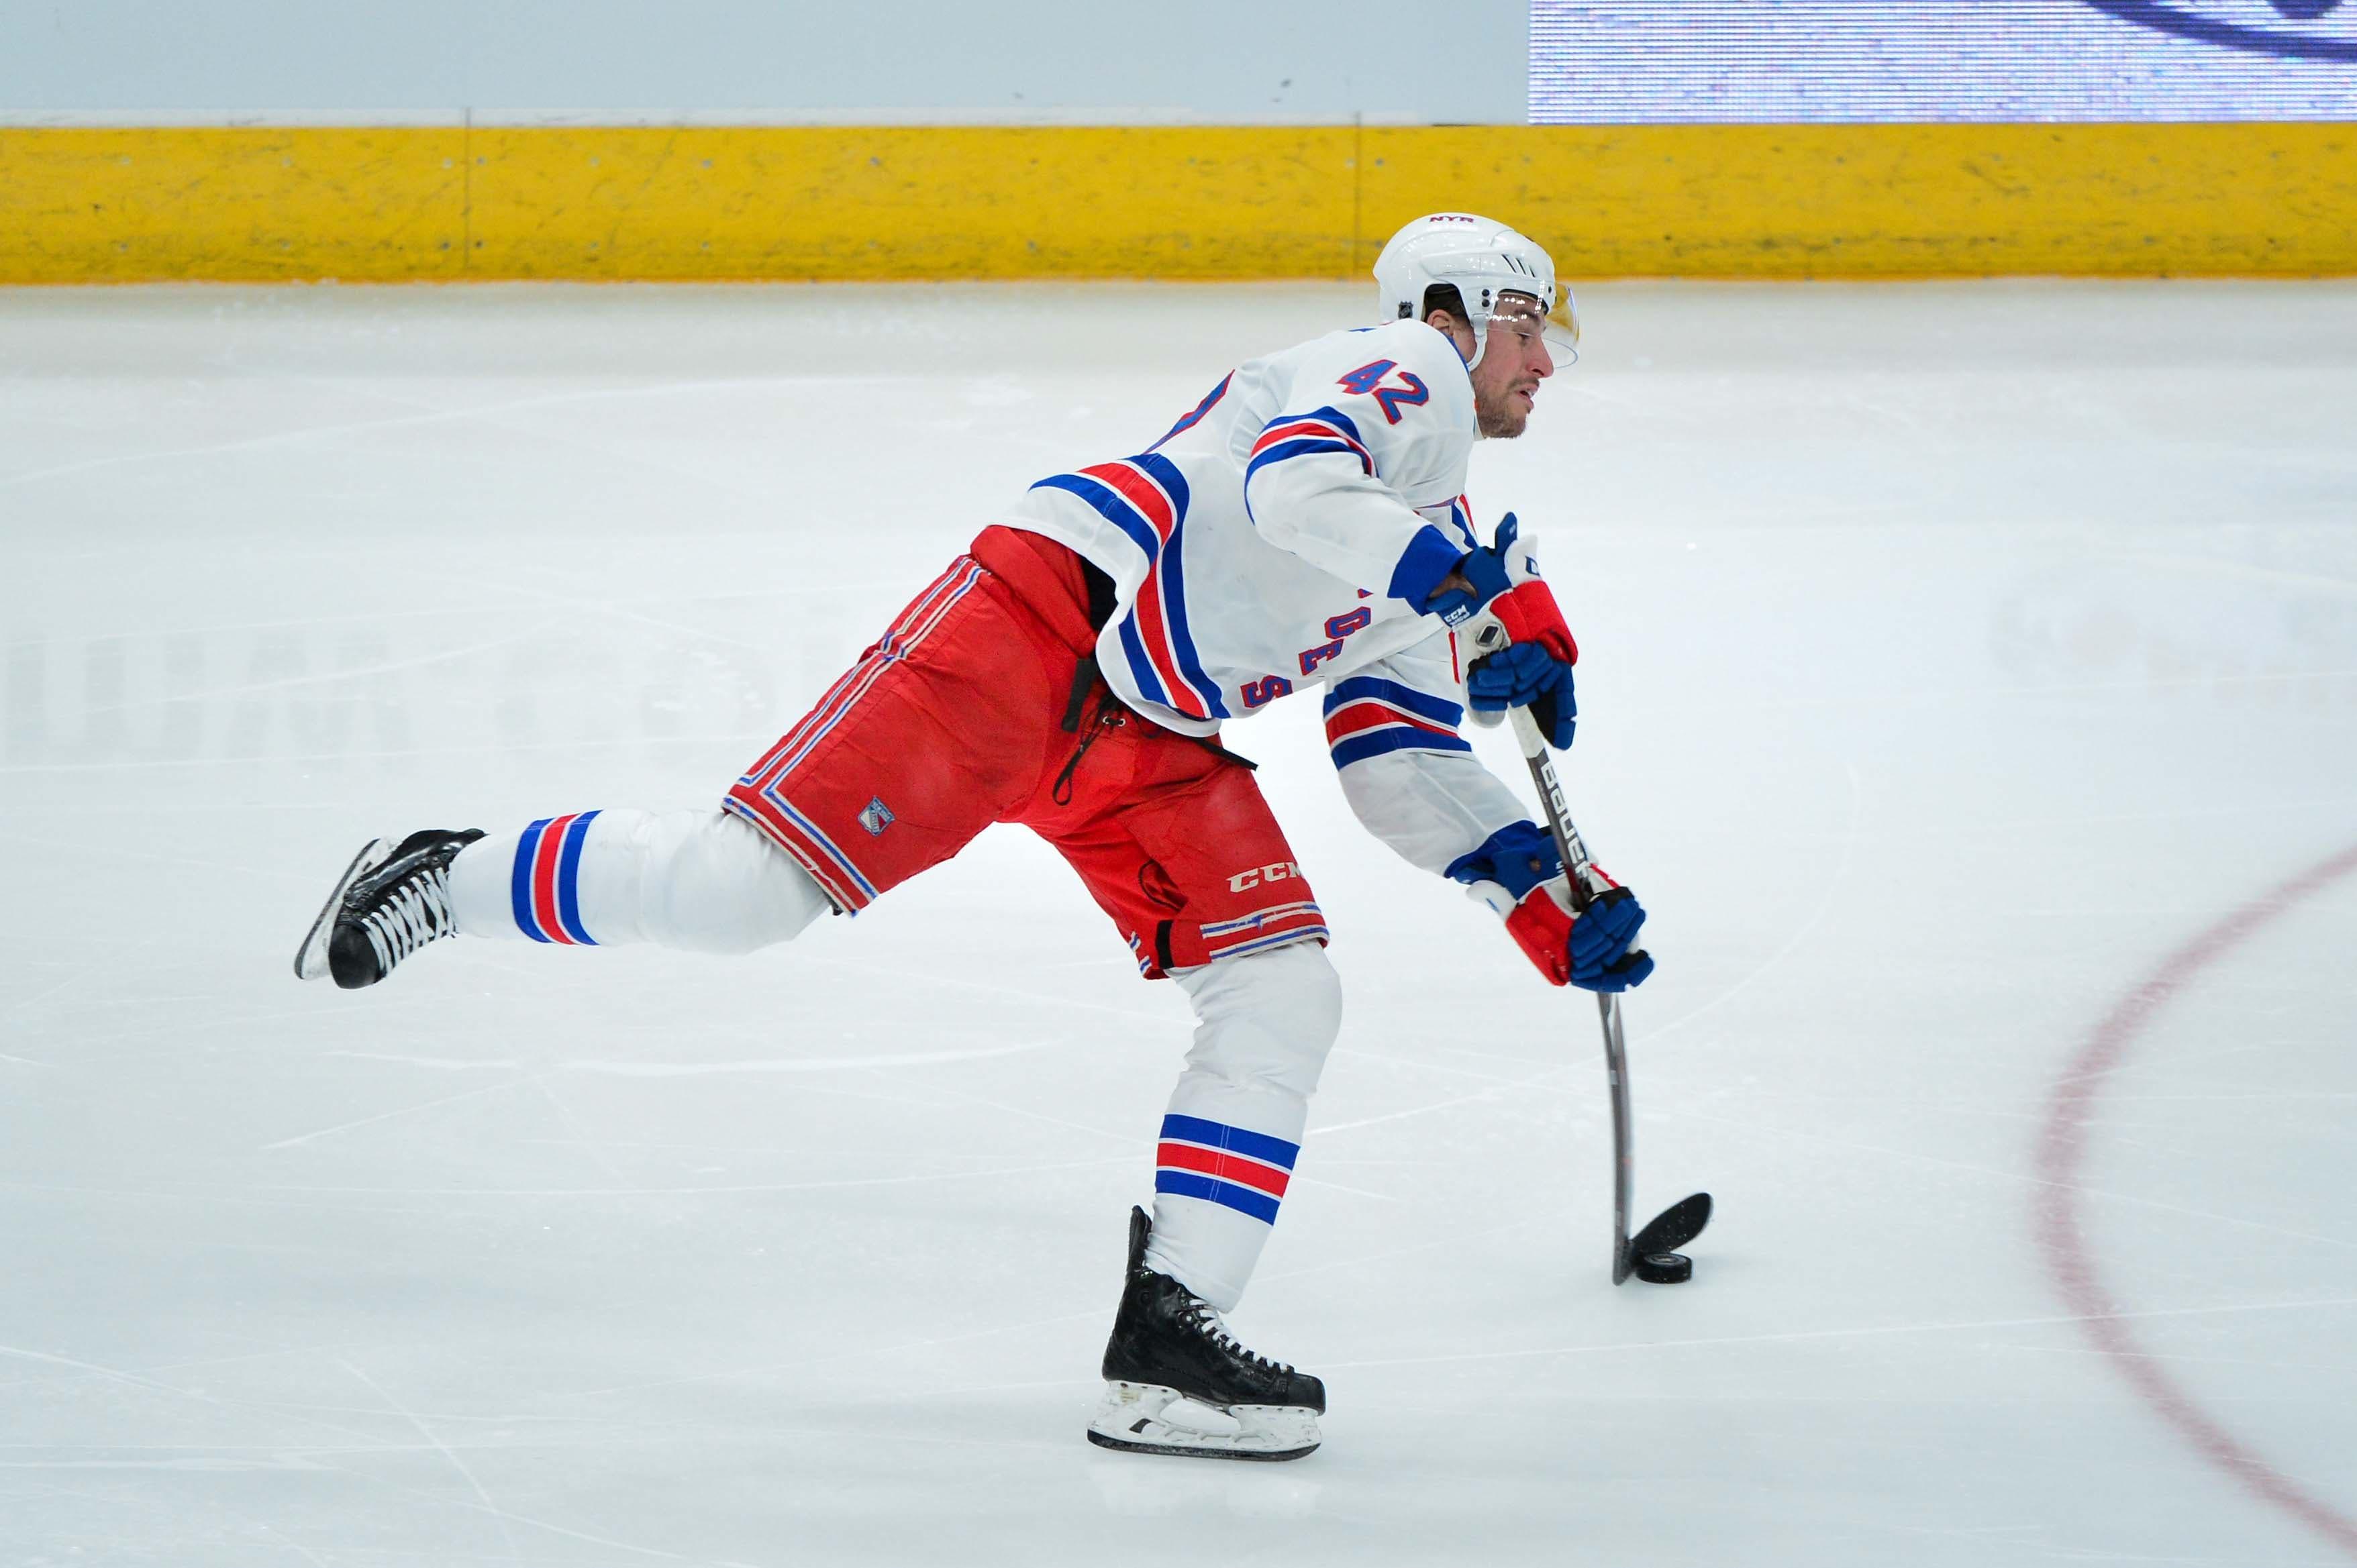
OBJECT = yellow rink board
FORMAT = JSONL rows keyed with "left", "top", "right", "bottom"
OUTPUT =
{"left": 3, "top": 122, "right": 2352, "bottom": 282}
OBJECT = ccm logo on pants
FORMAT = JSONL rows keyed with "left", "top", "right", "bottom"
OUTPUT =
{"left": 1227, "top": 861, "right": 1301, "bottom": 893}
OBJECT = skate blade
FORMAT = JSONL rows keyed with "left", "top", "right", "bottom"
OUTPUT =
{"left": 292, "top": 837, "right": 391, "bottom": 981}
{"left": 1085, "top": 1381, "right": 1320, "bottom": 1462}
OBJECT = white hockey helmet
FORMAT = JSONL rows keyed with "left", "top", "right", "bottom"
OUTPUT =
{"left": 1372, "top": 213, "right": 1577, "bottom": 368}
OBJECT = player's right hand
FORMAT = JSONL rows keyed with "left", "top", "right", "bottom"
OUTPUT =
{"left": 1505, "top": 879, "right": 1654, "bottom": 992}
{"left": 1446, "top": 821, "right": 1654, "bottom": 991}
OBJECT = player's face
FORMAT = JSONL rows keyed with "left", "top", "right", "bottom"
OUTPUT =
{"left": 1472, "top": 295, "right": 1555, "bottom": 440}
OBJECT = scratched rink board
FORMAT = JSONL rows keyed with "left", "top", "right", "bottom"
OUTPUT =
{"left": 1529, "top": 1, "right": 2357, "bottom": 121}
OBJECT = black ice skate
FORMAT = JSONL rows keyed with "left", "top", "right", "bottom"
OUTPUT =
{"left": 1087, "top": 1206, "right": 1325, "bottom": 1461}
{"left": 292, "top": 829, "right": 484, "bottom": 989}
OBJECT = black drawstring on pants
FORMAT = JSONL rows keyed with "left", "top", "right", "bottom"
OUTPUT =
{"left": 1054, "top": 655, "right": 1121, "bottom": 806}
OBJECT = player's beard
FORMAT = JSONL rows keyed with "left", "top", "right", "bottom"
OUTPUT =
{"left": 1476, "top": 381, "right": 1536, "bottom": 439}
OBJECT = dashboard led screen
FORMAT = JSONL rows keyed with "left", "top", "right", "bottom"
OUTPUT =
{"left": 1530, "top": 1, "right": 2357, "bottom": 120}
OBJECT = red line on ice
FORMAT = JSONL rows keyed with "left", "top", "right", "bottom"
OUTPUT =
{"left": 2034, "top": 840, "right": 2357, "bottom": 1559}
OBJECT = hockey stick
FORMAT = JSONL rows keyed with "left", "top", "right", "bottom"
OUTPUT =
{"left": 1468, "top": 624, "right": 1711, "bottom": 1285}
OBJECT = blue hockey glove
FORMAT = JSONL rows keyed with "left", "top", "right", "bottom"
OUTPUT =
{"left": 1568, "top": 886, "right": 1654, "bottom": 992}
{"left": 1428, "top": 514, "right": 1578, "bottom": 749}
{"left": 1446, "top": 822, "right": 1654, "bottom": 992}
{"left": 1464, "top": 641, "right": 1576, "bottom": 749}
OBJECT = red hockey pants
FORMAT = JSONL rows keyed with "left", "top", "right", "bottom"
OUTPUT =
{"left": 723, "top": 527, "right": 1327, "bottom": 978}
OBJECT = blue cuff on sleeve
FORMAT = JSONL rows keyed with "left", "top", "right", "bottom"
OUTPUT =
{"left": 1444, "top": 821, "right": 1563, "bottom": 900}
{"left": 1388, "top": 525, "right": 1466, "bottom": 610}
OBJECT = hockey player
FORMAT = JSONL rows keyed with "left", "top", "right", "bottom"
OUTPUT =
{"left": 294, "top": 213, "right": 1654, "bottom": 1462}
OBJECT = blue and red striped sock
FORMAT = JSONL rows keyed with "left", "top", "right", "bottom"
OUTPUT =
{"left": 1144, "top": 1109, "right": 1305, "bottom": 1312}
{"left": 444, "top": 807, "right": 828, "bottom": 953}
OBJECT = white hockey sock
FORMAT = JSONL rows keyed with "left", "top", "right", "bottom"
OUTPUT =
{"left": 446, "top": 808, "right": 831, "bottom": 953}
{"left": 1144, "top": 941, "right": 1344, "bottom": 1313}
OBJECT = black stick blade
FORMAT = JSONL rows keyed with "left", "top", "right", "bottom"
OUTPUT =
{"left": 1629, "top": 1192, "right": 1712, "bottom": 1257}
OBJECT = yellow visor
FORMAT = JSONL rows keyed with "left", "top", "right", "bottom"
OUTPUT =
{"left": 1489, "top": 291, "right": 1580, "bottom": 365}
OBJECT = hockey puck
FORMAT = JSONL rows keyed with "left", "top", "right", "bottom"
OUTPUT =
{"left": 1631, "top": 1250, "right": 1691, "bottom": 1284}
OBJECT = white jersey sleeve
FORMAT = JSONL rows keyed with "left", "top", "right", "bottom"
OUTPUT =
{"left": 1240, "top": 321, "right": 1478, "bottom": 612}
{"left": 1319, "top": 629, "right": 1532, "bottom": 878}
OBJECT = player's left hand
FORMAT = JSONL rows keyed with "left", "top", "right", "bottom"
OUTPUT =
{"left": 1427, "top": 513, "right": 1578, "bottom": 749}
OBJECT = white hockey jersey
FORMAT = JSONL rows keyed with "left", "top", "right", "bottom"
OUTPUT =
{"left": 999, "top": 317, "right": 1534, "bottom": 878}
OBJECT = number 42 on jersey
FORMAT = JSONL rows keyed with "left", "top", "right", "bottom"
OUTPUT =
{"left": 1337, "top": 360, "right": 1429, "bottom": 425}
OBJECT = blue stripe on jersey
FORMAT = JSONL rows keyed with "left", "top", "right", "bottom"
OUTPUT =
{"left": 1148, "top": 373, "right": 1233, "bottom": 452}
{"left": 1240, "top": 443, "right": 1362, "bottom": 531}
{"left": 1240, "top": 406, "right": 1376, "bottom": 524}
{"left": 1243, "top": 437, "right": 1364, "bottom": 492}
{"left": 1156, "top": 1169, "right": 1281, "bottom": 1224}
{"left": 1155, "top": 522, "right": 1230, "bottom": 720}
{"left": 1132, "top": 450, "right": 1192, "bottom": 520}
{"left": 1287, "top": 404, "right": 1366, "bottom": 448}
{"left": 1160, "top": 1112, "right": 1301, "bottom": 1171}
{"left": 1028, "top": 472, "right": 1162, "bottom": 564}
{"left": 1330, "top": 727, "right": 1474, "bottom": 770}
{"left": 553, "top": 810, "right": 600, "bottom": 945}
{"left": 1323, "top": 676, "right": 1465, "bottom": 729}
{"left": 511, "top": 818, "right": 552, "bottom": 942}
{"left": 1117, "top": 613, "right": 1171, "bottom": 709}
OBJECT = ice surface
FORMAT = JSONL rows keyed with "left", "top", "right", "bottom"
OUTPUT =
{"left": 3, "top": 279, "right": 2355, "bottom": 1566}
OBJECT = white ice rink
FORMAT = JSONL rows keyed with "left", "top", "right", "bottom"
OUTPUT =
{"left": 5, "top": 279, "right": 2356, "bottom": 1567}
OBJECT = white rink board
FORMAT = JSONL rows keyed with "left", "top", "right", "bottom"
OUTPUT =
{"left": 3, "top": 280, "right": 2356, "bottom": 1566}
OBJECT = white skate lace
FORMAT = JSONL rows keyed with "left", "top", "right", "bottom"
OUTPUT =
{"left": 1185, "top": 1298, "right": 1292, "bottom": 1374}
{"left": 360, "top": 864, "right": 456, "bottom": 974}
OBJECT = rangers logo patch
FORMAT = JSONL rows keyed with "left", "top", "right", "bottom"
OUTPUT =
{"left": 858, "top": 797, "right": 895, "bottom": 837}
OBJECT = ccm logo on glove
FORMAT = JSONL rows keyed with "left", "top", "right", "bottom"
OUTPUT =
{"left": 1423, "top": 514, "right": 1580, "bottom": 751}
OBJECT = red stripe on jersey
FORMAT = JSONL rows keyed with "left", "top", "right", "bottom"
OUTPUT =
{"left": 1133, "top": 572, "right": 1207, "bottom": 719}
{"left": 1080, "top": 461, "right": 1176, "bottom": 543}
{"left": 1127, "top": 570, "right": 1187, "bottom": 714}
{"left": 1250, "top": 417, "right": 1355, "bottom": 454}
{"left": 1079, "top": 461, "right": 1201, "bottom": 717}
{"left": 1156, "top": 1141, "right": 1292, "bottom": 1198}
{"left": 1323, "top": 700, "right": 1456, "bottom": 746}
{"left": 1251, "top": 419, "right": 1373, "bottom": 473}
